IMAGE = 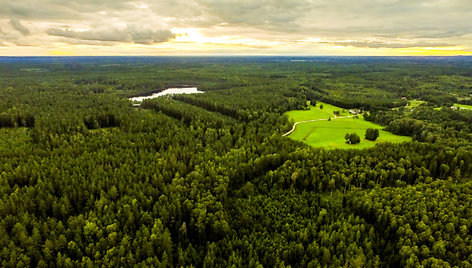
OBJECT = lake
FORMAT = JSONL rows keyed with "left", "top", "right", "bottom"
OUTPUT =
{"left": 130, "top": 87, "right": 203, "bottom": 102}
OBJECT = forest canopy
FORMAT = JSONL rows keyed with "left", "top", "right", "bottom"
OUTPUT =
{"left": 1, "top": 56, "right": 472, "bottom": 267}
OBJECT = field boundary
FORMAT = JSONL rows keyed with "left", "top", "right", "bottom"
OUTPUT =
{"left": 283, "top": 116, "right": 354, "bottom": 137}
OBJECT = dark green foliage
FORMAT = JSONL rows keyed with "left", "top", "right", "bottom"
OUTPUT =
{"left": 1, "top": 57, "right": 472, "bottom": 267}
{"left": 365, "top": 105, "right": 472, "bottom": 145}
{"left": 347, "top": 180, "right": 472, "bottom": 267}
{"left": 345, "top": 133, "right": 361, "bottom": 144}
{"left": 365, "top": 128, "right": 379, "bottom": 141}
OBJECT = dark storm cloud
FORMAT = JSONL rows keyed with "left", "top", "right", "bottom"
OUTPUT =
{"left": 46, "top": 25, "right": 176, "bottom": 44}
{"left": 9, "top": 19, "right": 30, "bottom": 35}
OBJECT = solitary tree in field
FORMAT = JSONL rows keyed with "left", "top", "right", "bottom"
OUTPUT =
{"left": 345, "top": 133, "right": 360, "bottom": 144}
{"left": 320, "top": 104, "right": 324, "bottom": 109}
{"left": 365, "top": 128, "right": 379, "bottom": 141}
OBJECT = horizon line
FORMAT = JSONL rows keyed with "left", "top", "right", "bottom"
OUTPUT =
{"left": 1, "top": 55, "right": 471, "bottom": 57}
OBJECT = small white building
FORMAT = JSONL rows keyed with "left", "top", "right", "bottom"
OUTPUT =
{"left": 349, "top": 109, "right": 361, "bottom": 115}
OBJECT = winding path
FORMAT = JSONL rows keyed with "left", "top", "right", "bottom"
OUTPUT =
{"left": 282, "top": 115, "right": 355, "bottom": 137}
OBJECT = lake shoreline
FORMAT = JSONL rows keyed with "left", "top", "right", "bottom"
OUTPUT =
{"left": 128, "top": 84, "right": 198, "bottom": 98}
{"left": 130, "top": 86, "right": 203, "bottom": 102}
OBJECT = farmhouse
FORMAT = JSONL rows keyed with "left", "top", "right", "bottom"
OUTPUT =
{"left": 349, "top": 109, "right": 361, "bottom": 115}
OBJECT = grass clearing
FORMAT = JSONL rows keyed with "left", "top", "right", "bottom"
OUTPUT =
{"left": 454, "top": 103, "right": 472, "bottom": 110}
{"left": 286, "top": 102, "right": 350, "bottom": 121}
{"left": 393, "top": 99, "right": 426, "bottom": 110}
{"left": 434, "top": 104, "right": 472, "bottom": 111}
{"left": 407, "top": 100, "right": 426, "bottom": 108}
{"left": 285, "top": 102, "right": 411, "bottom": 149}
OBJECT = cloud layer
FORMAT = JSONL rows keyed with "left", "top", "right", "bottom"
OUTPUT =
{"left": 9, "top": 19, "right": 30, "bottom": 35}
{"left": 0, "top": 0, "right": 471, "bottom": 55}
{"left": 47, "top": 26, "right": 175, "bottom": 44}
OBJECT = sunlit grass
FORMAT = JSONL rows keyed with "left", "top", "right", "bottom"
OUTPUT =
{"left": 454, "top": 103, "right": 472, "bottom": 110}
{"left": 286, "top": 102, "right": 350, "bottom": 122}
{"left": 407, "top": 100, "right": 426, "bottom": 108}
{"left": 285, "top": 102, "right": 411, "bottom": 149}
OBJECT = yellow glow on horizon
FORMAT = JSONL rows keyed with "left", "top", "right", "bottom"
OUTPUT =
{"left": 2, "top": 33, "right": 472, "bottom": 56}
{"left": 171, "top": 28, "right": 281, "bottom": 48}
{"left": 317, "top": 44, "right": 472, "bottom": 56}
{"left": 13, "top": 46, "right": 472, "bottom": 56}
{"left": 386, "top": 46, "right": 472, "bottom": 56}
{"left": 49, "top": 50, "right": 76, "bottom": 56}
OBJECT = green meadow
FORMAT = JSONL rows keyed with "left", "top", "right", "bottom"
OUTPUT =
{"left": 454, "top": 103, "right": 472, "bottom": 110}
{"left": 393, "top": 99, "right": 426, "bottom": 111}
{"left": 287, "top": 102, "right": 351, "bottom": 121}
{"left": 407, "top": 100, "right": 426, "bottom": 108}
{"left": 285, "top": 102, "right": 411, "bottom": 149}
{"left": 435, "top": 103, "right": 472, "bottom": 111}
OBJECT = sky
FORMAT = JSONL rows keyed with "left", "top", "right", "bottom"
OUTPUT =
{"left": 0, "top": 0, "right": 471, "bottom": 56}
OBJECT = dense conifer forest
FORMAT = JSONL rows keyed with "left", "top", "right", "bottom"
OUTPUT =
{"left": 1, "top": 56, "right": 472, "bottom": 267}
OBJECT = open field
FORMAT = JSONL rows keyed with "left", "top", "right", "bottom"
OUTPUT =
{"left": 435, "top": 103, "right": 472, "bottom": 111}
{"left": 285, "top": 102, "right": 411, "bottom": 149}
{"left": 407, "top": 100, "right": 426, "bottom": 108}
{"left": 454, "top": 103, "right": 472, "bottom": 110}
{"left": 393, "top": 99, "right": 426, "bottom": 110}
{"left": 286, "top": 102, "right": 350, "bottom": 121}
